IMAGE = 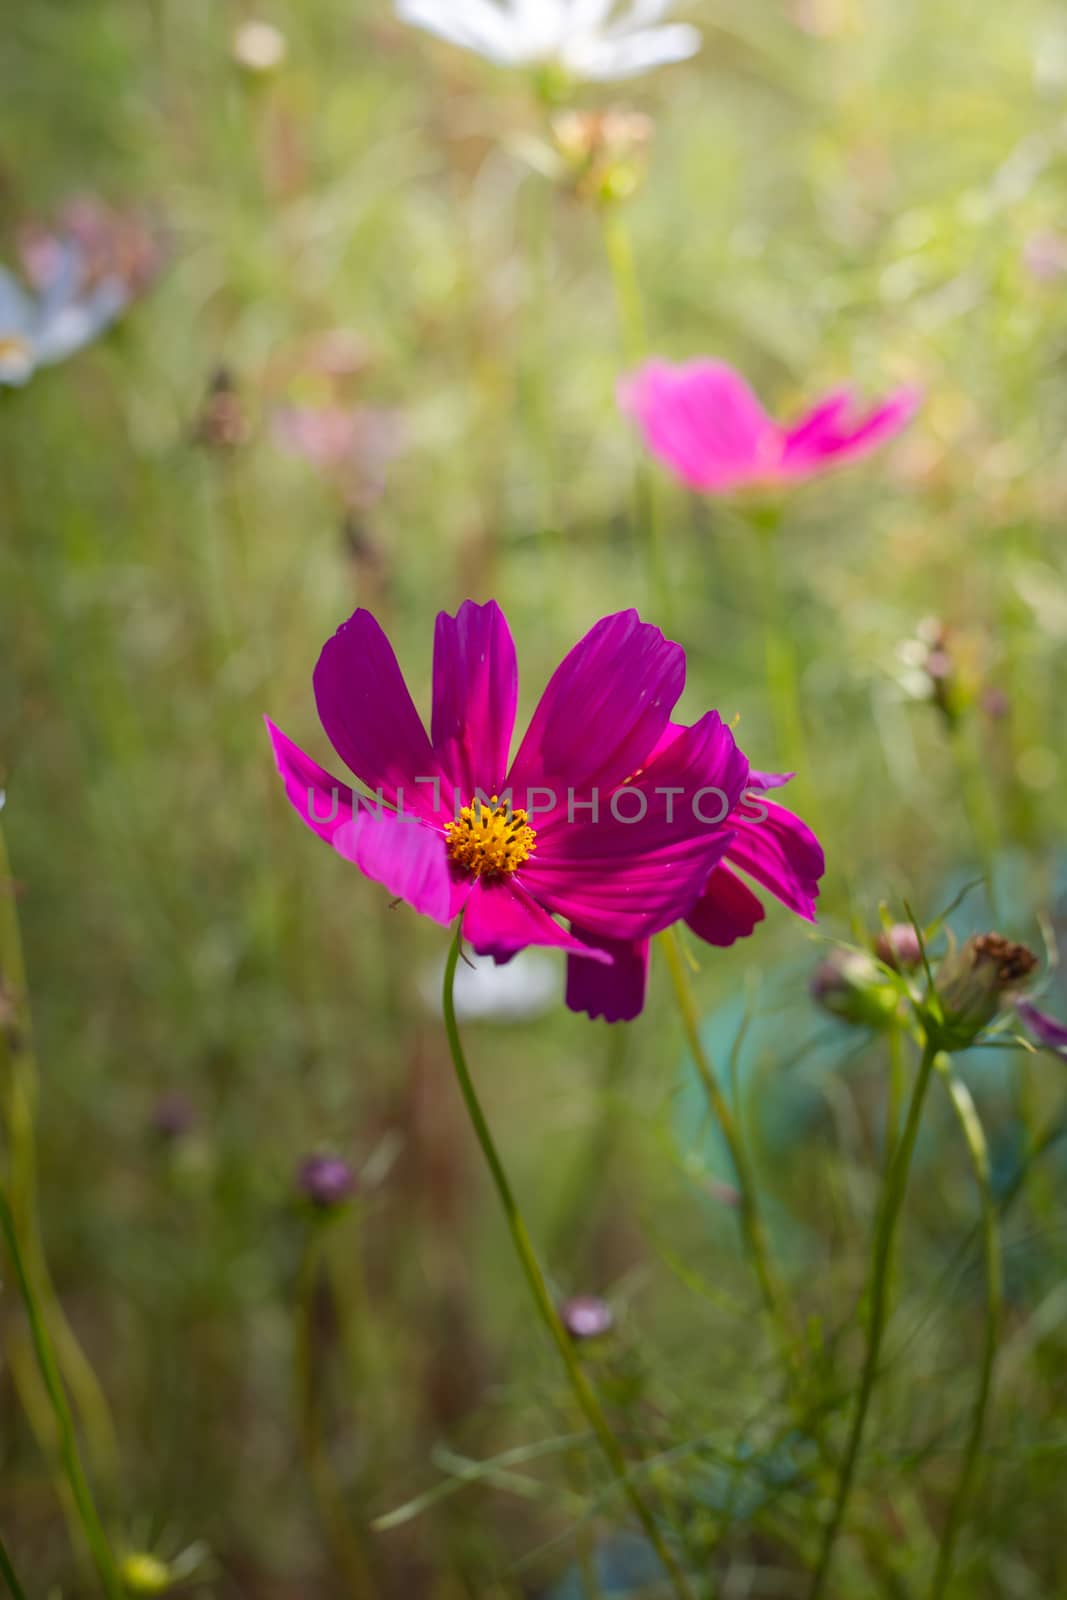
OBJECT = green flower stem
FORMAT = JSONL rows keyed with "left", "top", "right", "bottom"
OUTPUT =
{"left": 929, "top": 1058, "right": 1001, "bottom": 1600}
{"left": 808, "top": 1035, "right": 941, "bottom": 1600}
{"left": 0, "top": 1188, "right": 121, "bottom": 1599}
{"left": 0, "top": 818, "right": 120, "bottom": 1493}
{"left": 947, "top": 718, "right": 1000, "bottom": 917}
{"left": 661, "top": 929, "right": 801, "bottom": 1386}
{"left": 294, "top": 1227, "right": 376, "bottom": 1600}
{"left": 442, "top": 928, "right": 695, "bottom": 1600}
{"left": 0, "top": 1533, "right": 28, "bottom": 1600}
{"left": 601, "top": 206, "right": 671, "bottom": 627}
{"left": 749, "top": 506, "right": 811, "bottom": 796}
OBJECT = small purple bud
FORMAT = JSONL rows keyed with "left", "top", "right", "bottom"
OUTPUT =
{"left": 149, "top": 1092, "right": 196, "bottom": 1141}
{"left": 297, "top": 1154, "right": 357, "bottom": 1210}
{"left": 981, "top": 687, "right": 1011, "bottom": 722}
{"left": 810, "top": 949, "right": 900, "bottom": 1031}
{"left": 874, "top": 923, "right": 924, "bottom": 972}
{"left": 560, "top": 1295, "right": 614, "bottom": 1342}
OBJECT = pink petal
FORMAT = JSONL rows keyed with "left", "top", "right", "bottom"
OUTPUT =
{"left": 267, "top": 714, "right": 466, "bottom": 923}
{"left": 266, "top": 717, "right": 356, "bottom": 845}
{"left": 462, "top": 879, "right": 612, "bottom": 964}
{"left": 723, "top": 797, "right": 824, "bottom": 921}
{"left": 685, "top": 864, "right": 766, "bottom": 946}
{"left": 1017, "top": 999, "right": 1067, "bottom": 1055}
{"left": 313, "top": 609, "right": 446, "bottom": 820}
{"left": 334, "top": 809, "right": 469, "bottom": 925}
{"left": 431, "top": 600, "right": 518, "bottom": 800}
{"left": 507, "top": 610, "right": 685, "bottom": 828}
{"left": 780, "top": 386, "right": 921, "bottom": 479}
{"left": 618, "top": 359, "right": 781, "bottom": 493}
{"left": 565, "top": 932, "right": 650, "bottom": 1022}
{"left": 523, "top": 711, "right": 747, "bottom": 940}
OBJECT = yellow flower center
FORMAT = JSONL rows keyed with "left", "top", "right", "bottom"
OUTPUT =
{"left": 445, "top": 795, "right": 536, "bottom": 879}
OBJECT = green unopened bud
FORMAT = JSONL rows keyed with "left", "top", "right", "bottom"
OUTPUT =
{"left": 121, "top": 1552, "right": 171, "bottom": 1595}
{"left": 931, "top": 932, "right": 1038, "bottom": 1050}
{"left": 810, "top": 949, "right": 901, "bottom": 1031}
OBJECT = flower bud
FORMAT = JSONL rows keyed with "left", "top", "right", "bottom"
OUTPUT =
{"left": 120, "top": 1552, "right": 172, "bottom": 1595}
{"left": 873, "top": 923, "right": 923, "bottom": 972}
{"left": 551, "top": 109, "right": 654, "bottom": 205}
{"left": 932, "top": 933, "right": 1038, "bottom": 1050}
{"left": 560, "top": 1295, "right": 614, "bottom": 1341}
{"left": 296, "top": 1153, "right": 357, "bottom": 1211}
{"left": 809, "top": 949, "right": 900, "bottom": 1031}
{"left": 149, "top": 1092, "right": 196, "bottom": 1142}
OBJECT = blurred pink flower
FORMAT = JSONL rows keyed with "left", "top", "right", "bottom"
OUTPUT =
{"left": 272, "top": 405, "right": 405, "bottom": 505}
{"left": 1022, "top": 230, "right": 1067, "bottom": 284}
{"left": 618, "top": 359, "right": 920, "bottom": 494}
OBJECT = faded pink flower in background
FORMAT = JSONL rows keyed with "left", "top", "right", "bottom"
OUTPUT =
{"left": 619, "top": 359, "right": 920, "bottom": 494}
{"left": 272, "top": 405, "right": 405, "bottom": 507}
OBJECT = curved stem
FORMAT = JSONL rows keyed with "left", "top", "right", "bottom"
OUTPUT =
{"left": 0, "top": 1534, "right": 28, "bottom": 1600}
{"left": 661, "top": 928, "right": 800, "bottom": 1383}
{"left": 0, "top": 1187, "right": 121, "bottom": 1599}
{"left": 929, "top": 1060, "right": 1001, "bottom": 1600}
{"left": 442, "top": 928, "right": 695, "bottom": 1600}
{"left": 808, "top": 1036, "right": 940, "bottom": 1600}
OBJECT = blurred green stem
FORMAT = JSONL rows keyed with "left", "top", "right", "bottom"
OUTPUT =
{"left": 929, "top": 1059, "right": 1001, "bottom": 1600}
{"left": 749, "top": 505, "right": 810, "bottom": 789}
{"left": 948, "top": 717, "right": 999, "bottom": 917}
{"left": 809, "top": 1035, "right": 940, "bottom": 1600}
{"left": 0, "top": 1189, "right": 121, "bottom": 1599}
{"left": 0, "top": 1534, "right": 27, "bottom": 1600}
{"left": 294, "top": 1226, "right": 377, "bottom": 1599}
{"left": 442, "top": 928, "right": 695, "bottom": 1600}
{"left": 600, "top": 207, "right": 671, "bottom": 626}
{"left": 661, "top": 929, "right": 801, "bottom": 1386}
{"left": 885, "top": 1023, "right": 907, "bottom": 1172}
{"left": 0, "top": 819, "right": 120, "bottom": 1492}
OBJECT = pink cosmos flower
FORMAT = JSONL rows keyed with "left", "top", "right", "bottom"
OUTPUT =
{"left": 618, "top": 359, "right": 920, "bottom": 494}
{"left": 267, "top": 601, "right": 822, "bottom": 1021}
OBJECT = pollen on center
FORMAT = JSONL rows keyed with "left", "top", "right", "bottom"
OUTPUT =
{"left": 445, "top": 795, "right": 537, "bottom": 879}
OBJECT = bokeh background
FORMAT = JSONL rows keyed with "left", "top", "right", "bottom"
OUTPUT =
{"left": 3, "top": 1, "right": 1067, "bottom": 1594}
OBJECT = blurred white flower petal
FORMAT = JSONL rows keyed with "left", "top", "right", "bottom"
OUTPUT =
{"left": 232, "top": 20, "right": 289, "bottom": 72}
{"left": 395, "top": 0, "right": 700, "bottom": 81}
{"left": 2, "top": 200, "right": 161, "bottom": 387}
{"left": 418, "top": 949, "right": 559, "bottom": 1023}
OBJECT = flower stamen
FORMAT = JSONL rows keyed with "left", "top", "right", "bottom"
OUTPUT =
{"left": 446, "top": 795, "right": 536, "bottom": 879}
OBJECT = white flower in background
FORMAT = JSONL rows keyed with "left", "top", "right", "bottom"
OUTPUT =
{"left": 1, "top": 200, "right": 161, "bottom": 389}
{"left": 395, "top": 0, "right": 701, "bottom": 82}
{"left": 418, "top": 949, "right": 559, "bottom": 1023}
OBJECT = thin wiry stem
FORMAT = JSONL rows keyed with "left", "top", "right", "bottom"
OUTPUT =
{"left": 929, "top": 1059, "right": 1001, "bottom": 1600}
{"left": 808, "top": 1036, "right": 941, "bottom": 1600}
{"left": 442, "top": 928, "right": 696, "bottom": 1600}
{"left": 661, "top": 928, "right": 801, "bottom": 1386}
{"left": 0, "top": 1187, "right": 121, "bottom": 1599}
{"left": 0, "top": 817, "right": 120, "bottom": 1492}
